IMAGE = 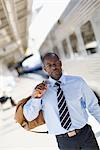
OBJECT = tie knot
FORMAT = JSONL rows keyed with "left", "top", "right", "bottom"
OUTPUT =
{"left": 55, "top": 81, "right": 61, "bottom": 87}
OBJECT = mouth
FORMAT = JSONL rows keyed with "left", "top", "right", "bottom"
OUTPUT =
{"left": 51, "top": 70, "right": 61, "bottom": 77}
{"left": 52, "top": 70, "right": 59, "bottom": 74}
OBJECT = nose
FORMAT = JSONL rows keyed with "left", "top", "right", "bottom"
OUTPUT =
{"left": 51, "top": 64, "right": 56, "bottom": 69}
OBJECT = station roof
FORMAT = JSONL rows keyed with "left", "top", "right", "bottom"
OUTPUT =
{"left": 0, "top": 0, "right": 32, "bottom": 58}
{"left": 0, "top": 0, "right": 71, "bottom": 60}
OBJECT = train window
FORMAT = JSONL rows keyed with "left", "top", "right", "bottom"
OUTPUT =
{"left": 80, "top": 21, "right": 97, "bottom": 54}
{"left": 62, "top": 39, "right": 69, "bottom": 56}
{"left": 69, "top": 32, "right": 78, "bottom": 53}
{"left": 53, "top": 46, "right": 60, "bottom": 57}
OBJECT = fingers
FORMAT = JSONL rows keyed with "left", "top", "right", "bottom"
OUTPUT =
{"left": 32, "top": 89, "right": 43, "bottom": 98}
{"left": 35, "top": 82, "right": 47, "bottom": 90}
{"left": 32, "top": 81, "right": 48, "bottom": 98}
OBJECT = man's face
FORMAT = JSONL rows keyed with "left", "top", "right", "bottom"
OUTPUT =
{"left": 43, "top": 56, "right": 62, "bottom": 80}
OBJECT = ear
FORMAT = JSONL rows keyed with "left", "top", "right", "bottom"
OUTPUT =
{"left": 60, "top": 60, "right": 62, "bottom": 67}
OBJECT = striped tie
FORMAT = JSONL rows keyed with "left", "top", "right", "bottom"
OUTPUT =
{"left": 55, "top": 81, "right": 72, "bottom": 130}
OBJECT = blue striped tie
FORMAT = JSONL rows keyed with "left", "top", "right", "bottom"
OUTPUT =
{"left": 55, "top": 81, "right": 72, "bottom": 130}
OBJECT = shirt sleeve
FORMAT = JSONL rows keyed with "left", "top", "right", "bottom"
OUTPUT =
{"left": 23, "top": 97, "right": 42, "bottom": 121}
{"left": 81, "top": 78, "right": 100, "bottom": 123}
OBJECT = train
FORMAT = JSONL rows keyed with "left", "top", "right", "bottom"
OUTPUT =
{"left": 39, "top": 0, "right": 100, "bottom": 104}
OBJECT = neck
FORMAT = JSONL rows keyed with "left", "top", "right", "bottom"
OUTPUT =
{"left": 51, "top": 73, "right": 62, "bottom": 81}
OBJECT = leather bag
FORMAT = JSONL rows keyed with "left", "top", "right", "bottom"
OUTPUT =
{"left": 14, "top": 96, "right": 45, "bottom": 131}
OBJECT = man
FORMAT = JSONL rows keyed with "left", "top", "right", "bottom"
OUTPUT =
{"left": 23, "top": 52, "right": 100, "bottom": 150}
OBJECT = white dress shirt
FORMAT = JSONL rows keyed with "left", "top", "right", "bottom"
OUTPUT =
{"left": 23, "top": 74, "right": 100, "bottom": 135}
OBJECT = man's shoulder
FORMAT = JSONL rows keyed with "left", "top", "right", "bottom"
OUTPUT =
{"left": 64, "top": 75, "right": 84, "bottom": 83}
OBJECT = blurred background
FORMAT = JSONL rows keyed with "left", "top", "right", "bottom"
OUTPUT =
{"left": 0, "top": 0, "right": 100, "bottom": 150}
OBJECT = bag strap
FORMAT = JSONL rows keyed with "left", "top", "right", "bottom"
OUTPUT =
{"left": 31, "top": 130, "right": 48, "bottom": 134}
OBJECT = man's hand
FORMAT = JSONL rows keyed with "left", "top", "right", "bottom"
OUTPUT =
{"left": 32, "top": 81, "right": 48, "bottom": 98}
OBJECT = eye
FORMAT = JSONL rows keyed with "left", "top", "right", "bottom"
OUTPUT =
{"left": 56, "top": 61, "right": 60, "bottom": 65}
{"left": 45, "top": 64, "right": 51, "bottom": 68}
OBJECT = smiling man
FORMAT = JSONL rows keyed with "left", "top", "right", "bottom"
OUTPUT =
{"left": 23, "top": 52, "right": 100, "bottom": 150}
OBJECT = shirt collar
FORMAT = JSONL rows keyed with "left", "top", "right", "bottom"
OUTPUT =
{"left": 49, "top": 74, "right": 66, "bottom": 87}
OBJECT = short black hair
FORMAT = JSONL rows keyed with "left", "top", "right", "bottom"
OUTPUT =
{"left": 42, "top": 52, "right": 59, "bottom": 63}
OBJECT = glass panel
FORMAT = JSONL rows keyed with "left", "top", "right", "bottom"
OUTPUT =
{"left": 69, "top": 32, "right": 78, "bottom": 53}
{"left": 62, "top": 39, "right": 68, "bottom": 55}
{"left": 80, "top": 21, "right": 97, "bottom": 54}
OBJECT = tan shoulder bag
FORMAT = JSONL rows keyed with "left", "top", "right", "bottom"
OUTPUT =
{"left": 14, "top": 96, "right": 46, "bottom": 132}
